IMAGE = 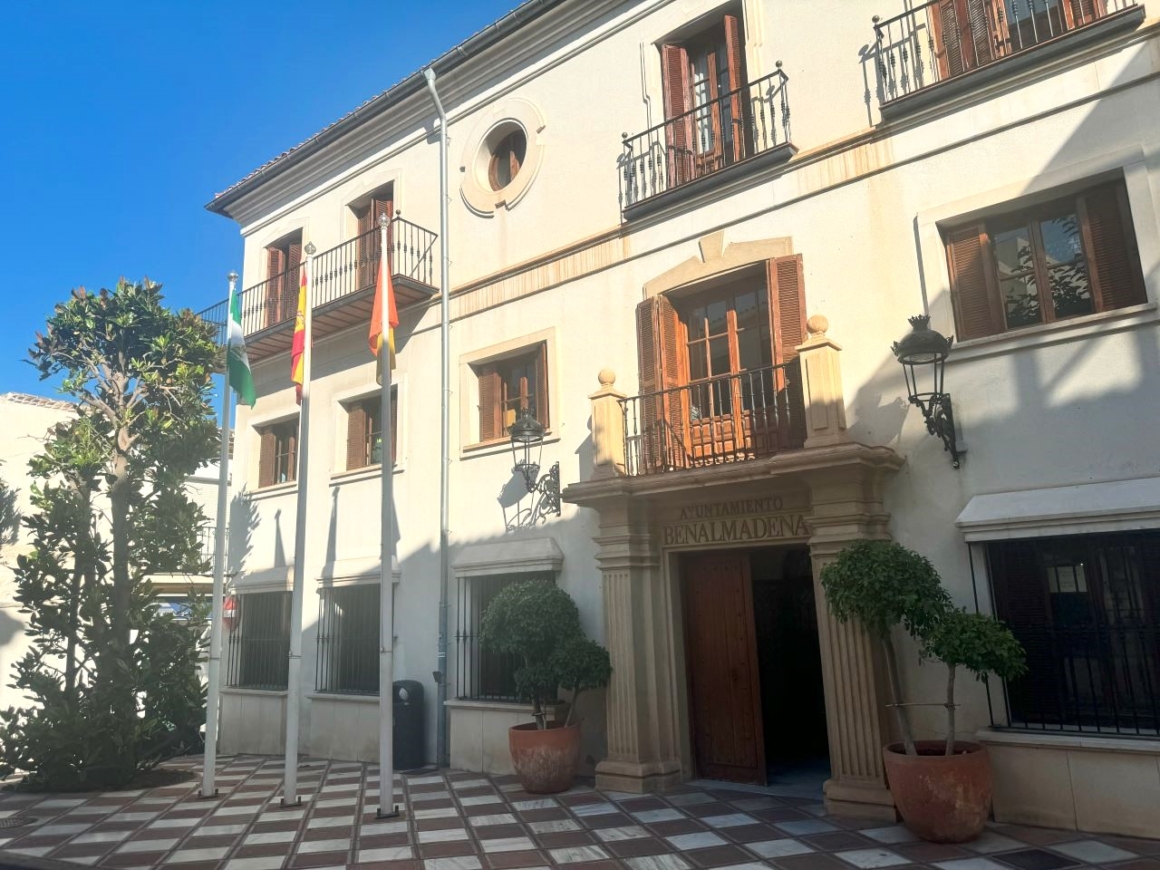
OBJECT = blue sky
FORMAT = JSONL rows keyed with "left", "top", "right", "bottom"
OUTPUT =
{"left": 0, "top": 0, "right": 515, "bottom": 396}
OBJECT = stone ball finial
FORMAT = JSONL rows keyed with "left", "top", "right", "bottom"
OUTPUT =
{"left": 807, "top": 314, "right": 829, "bottom": 337}
{"left": 598, "top": 368, "right": 616, "bottom": 387}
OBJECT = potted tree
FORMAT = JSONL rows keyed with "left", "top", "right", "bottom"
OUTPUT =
{"left": 479, "top": 580, "right": 611, "bottom": 793}
{"left": 821, "top": 540, "right": 1026, "bottom": 843}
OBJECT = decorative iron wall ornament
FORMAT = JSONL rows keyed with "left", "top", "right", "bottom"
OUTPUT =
{"left": 506, "top": 412, "right": 561, "bottom": 529}
{"left": 891, "top": 314, "right": 963, "bottom": 468}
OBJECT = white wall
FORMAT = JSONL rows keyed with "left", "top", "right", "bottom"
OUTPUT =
{"left": 216, "top": 0, "right": 1160, "bottom": 764}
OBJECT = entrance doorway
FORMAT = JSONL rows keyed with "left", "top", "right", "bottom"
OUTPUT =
{"left": 681, "top": 546, "right": 829, "bottom": 786}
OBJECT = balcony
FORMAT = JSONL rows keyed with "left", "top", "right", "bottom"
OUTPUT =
{"left": 619, "top": 67, "right": 796, "bottom": 216}
{"left": 873, "top": 0, "right": 1144, "bottom": 112}
{"left": 621, "top": 361, "right": 806, "bottom": 477}
{"left": 197, "top": 216, "right": 437, "bottom": 360}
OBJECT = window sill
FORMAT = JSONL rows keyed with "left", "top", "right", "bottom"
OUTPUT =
{"left": 462, "top": 431, "right": 559, "bottom": 460}
{"left": 977, "top": 727, "right": 1160, "bottom": 755}
{"left": 329, "top": 463, "right": 404, "bottom": 486}
{"left": 250, "top": 481, "right": 298, "bottom": 501}
{"left": 446, "top": 698, "right": 564, "bottom": 714}
{"left": 947, "top": 302, "right": 1158, "bottom": 365}
{"left": 222, "top": 687, "right": 288, "bottom": 697}
{"left": 308, "top": 692, "right": 379, "bottom": 704}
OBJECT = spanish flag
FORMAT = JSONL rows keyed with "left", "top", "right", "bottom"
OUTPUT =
{"left": 290, "top": 264, "right": 308, "bottom": 404}
{"left": 368, "top": 252, "right": 398, "bottom": 383}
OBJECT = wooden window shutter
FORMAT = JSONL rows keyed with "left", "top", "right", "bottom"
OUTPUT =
{"left": 346, "top": 402, "right": 368, "bottom": 471}
{"left": 478, "top": 364, "right": 503, "bottom": 443}
{"left": 723, "top": 14, "right": 747, "bottom": 163}
{"left": 767, "top": 255, "right": 808, "bottom": 447}
{"left": 1070, "top": 0, "right": 1106, "bottom": 25}
{"left": 661, "top": 44, "right": 693, "bottom": 187}
{"left": 933, "top": 0, "right": 967, "bottom": 78}
{"left": 946, "top": 223, "right": 1003, "bottom": 340}
{"left": 267, "top": 246, "right": 286, "bottom": 279}
{"left": 258, "top": 429, "right": 276, "bottom": 488}
{"left": 282, "top": 241, "right": 302, "bottom": 321}
{"left": 634, "top": 295, "right": 685, "bottom": 470}
{"left": 1081, "top": 182, "right": 1146, "bottom": 312}
{"left": 964, "top": 0, "right": 1002, "bottom": 66}
{"left": 535, "top": 343, "right": 549, "bottom": 428}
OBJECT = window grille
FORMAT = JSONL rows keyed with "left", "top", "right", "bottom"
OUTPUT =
{"left": 225, "top": 591, "right": 291, "bottom": 690}
{"left": 455, "top": 573, "right": 552, "bottom": 702}
{"left": 316, "top": 584, "right": 380, "bottom": 695}
{"left": 987, "top": 531, "right": 1160, "bottom": 736}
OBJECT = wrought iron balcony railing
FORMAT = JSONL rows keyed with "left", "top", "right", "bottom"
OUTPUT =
{"left": 196, "top": 215, "right": 437, "bottom": 350}
{"left": 619, "top": 67, "right": 793, "bottom": 212}
{"left": 620, "top": 361, "right": 806, "bottom": 477}
{"left": 873, "top": 0, "right": 1141, "bottom": 105}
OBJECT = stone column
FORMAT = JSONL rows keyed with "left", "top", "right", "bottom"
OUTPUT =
{"left": 591, "top": 497, "right": 683, "bottom": 793}
{"left": 797, "top": 314, "right": 899, "bottom": 819}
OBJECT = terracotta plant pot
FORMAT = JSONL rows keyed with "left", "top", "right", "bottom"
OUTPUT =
{"left": 882, "top": 741, "right": 992, "bottom": 843}
{"left": 509, "top": 722, "right": 581, "bottom": 794}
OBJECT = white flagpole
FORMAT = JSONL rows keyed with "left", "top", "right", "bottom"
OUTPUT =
{"left": 283, "top": 244, "right": 315, "bottom": 806}
{"left": 202, "top": 270, "right": 238, "bottom": 799}
{"left": 377, "top": 214, "right": 398, "bottom": 818}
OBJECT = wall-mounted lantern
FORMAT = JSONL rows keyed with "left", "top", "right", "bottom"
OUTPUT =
{"left": 509, "top": 411, "right": 561, "bottom": 525}
{"left": 891, "top": 315, "right": 963, "bottom": 468}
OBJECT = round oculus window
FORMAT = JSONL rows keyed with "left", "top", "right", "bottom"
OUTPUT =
{"left": 487, "top": 128, "right": 527, "bottom": 191}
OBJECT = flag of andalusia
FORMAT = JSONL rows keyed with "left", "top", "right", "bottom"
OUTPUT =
{"left": 227, "top": 288, "right": 256, "bottom": 407}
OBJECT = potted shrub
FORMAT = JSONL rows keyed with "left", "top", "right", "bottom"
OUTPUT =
{"left": 479, "top": 580, "right": 611, "bottom": 793}
{"left": 821, "top": 540, "right": 1026, "bottom": 843}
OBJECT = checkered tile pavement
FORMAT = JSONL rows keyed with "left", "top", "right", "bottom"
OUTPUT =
{"left": 1, "top": 756, "right": 1158, "bottom": 870}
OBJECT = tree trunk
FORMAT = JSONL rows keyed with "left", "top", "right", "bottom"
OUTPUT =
{"left": 945, "top": 663, "right": 957, "bottom": 757}
{"left": 109, "top": 447, "right": 132, "bottom": 649}
{"left": 881, "top": 635, "right": 917, "bottom": 756}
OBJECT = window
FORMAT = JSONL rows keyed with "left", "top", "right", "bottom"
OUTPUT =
{"left": 455, "top": 573, "right": 551, "bottom": 701}
{"left": 988, "top": 531, "right": 1160, "bottom": 736}
{"left": 476, "top": 344, "right": 548, "bottom": 443}
{"left": 945, "top": 180, "right": 1146, "bottom": 340}
{"left": 316, "top": 585, "right": 380, "bottom": 695}
{"left": 660, "top": 11, "right": 748, "bottom": 186}
{"left": 934, "top": 0, "right": 1110, "bottom": 80}
{"left": 354, "top": 184, "right": 395, "bottom": 291}
{"left": 630, "top": 256, "right": 806, "bottom": 472}
{"left": 225, "top": 592, "right": 291, "bottom": 690}
{"left": 345, "top": 388, "right": 399, "bottom": 471}
{"left": 257, "top": 420, "right": 298, "bottom": 488}
{"left": 263, "top": 231, "right": 302, "bottom": 329}
{"left": 488, "top": 129, "right": 527, "bottom": 191}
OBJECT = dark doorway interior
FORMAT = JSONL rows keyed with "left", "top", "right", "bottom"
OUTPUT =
{"left": 750, "top": 547, "right": 830, "bottom": 783}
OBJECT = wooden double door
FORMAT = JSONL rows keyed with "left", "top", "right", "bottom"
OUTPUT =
{"left": 682, "top": 551, "right": 767, "bottom": 784}
{"left": 681, "top": 548, "right": 826, "bottom": 785}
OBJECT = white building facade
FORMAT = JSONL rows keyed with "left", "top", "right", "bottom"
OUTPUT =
{"left": 202, "top": 0, "right": 1160, "bottom": 837}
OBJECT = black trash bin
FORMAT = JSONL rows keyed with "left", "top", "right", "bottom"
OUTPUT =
{"left": 393, "top": 680, "right": 425, "bottom": 771}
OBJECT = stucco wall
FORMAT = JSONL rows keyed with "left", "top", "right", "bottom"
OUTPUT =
{"left": 213, "top": 0, "right": 1160, "bottom": 823}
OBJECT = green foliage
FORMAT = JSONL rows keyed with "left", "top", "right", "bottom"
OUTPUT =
{"left": 480, "top": 580, "right": 582, "bottom": 664}
{"left": 552, "top": 637, "right": 612, "bottom": 698}
{"left": 0, "top": 279, "right": 217, "bottom": 790}
{"left": 820, "top": 539, "right": 951, "bottom": 642}
{"left": 925, "top": 609, "right": 1027, "bottom": 683}
{"left": 479, "top": 580, "right": 611, "bottom": 728}
{"left": 821, "top": 540, "right": 1028, "bottom": 755}
{"left": 0, "top": 465, "right": 19, "bottom": 549}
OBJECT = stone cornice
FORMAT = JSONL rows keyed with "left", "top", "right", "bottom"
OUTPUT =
{"left": 561, "top": 442, "right": 904, "bottom": 508}
{"left": 211, "top": 0, "right": 646, "bottom": 228}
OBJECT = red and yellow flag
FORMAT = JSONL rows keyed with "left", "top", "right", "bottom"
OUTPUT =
{"left": 290, "top": 265, "right": 308, "bottom": 404}
{"left": 369, "top": 253, "right": 399, "bottom": 374}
